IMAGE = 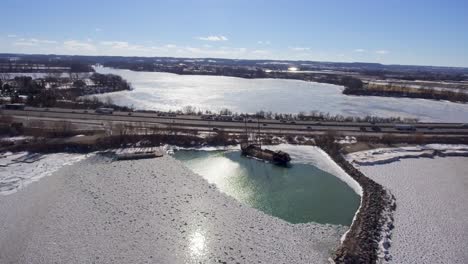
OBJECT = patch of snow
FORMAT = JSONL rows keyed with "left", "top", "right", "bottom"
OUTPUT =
{"left": 376, "top": 191, "right": 396, "bottom": 263}
{"left": 357, "top": 157, "right": 468, "bottom": 264}
{"left": 347, "top": 144, "right": 468, "bottom": 166}
{"left": 163, "top": 144, "right": 240, "bottom": 154}
{"left": 0, "top": 152, "right": 90, "bottom": 195}
{"left": 347, "top": 146, "right": 468, "bottom": 263}
{"left": 0, "top": 136, "right": 33, "bottom": 143}
{"left": 336, "top": 136, "right": 357, "bottom": 145}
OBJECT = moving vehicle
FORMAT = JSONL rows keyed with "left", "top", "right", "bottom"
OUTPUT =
{"left": 95, "top": 107, "right": 114, "bottom": 114}
{"left": 4, "top": 103, "right": 25, "bottom": 110}
{"left": 395, "top": 124, "right": 416, "bottom": 131}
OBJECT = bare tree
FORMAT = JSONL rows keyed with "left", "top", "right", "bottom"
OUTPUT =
{"left": 105, "top": 96, "right": 114, "bottom": 106}
{"left": 0, "top": 73, "right": 11, "bottom": 82}
{"left": 182, "top": 105, "right": 197, "bottom": 115}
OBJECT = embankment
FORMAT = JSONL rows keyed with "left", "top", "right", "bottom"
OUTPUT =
{"left": 317, "top": 137, "right": 395, "bottom": 263}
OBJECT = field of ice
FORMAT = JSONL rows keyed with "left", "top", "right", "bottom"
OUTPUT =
{"left": 92, "top": 67, "right": 468, "bottom": 122}
{"left": 0, "top": 155, "right": 347, "bottom": 263}
{"left": 347, "top": 147, "right": 468, "bottom": 263}
{"left": 347, "top": 144, "right": 468, "bottom": 166}
{"left": 0, "top": 152, "right": 88, "bottom": 195}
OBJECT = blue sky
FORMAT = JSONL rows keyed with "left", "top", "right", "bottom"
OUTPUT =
{"left": 1, "top": 0, "right": 467, "bottom": 67}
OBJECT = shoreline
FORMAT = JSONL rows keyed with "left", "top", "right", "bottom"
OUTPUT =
{"left": 316, "top": 137, "right": 396, "bottom": 263}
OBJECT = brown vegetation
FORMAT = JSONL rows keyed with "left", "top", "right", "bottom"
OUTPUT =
{"left": 344, "top": 83, "right": 468, "bottom": 103}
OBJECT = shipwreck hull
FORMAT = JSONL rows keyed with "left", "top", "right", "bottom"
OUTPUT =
{"left": 241, "top": 144, "right": 291, "bottom": 166}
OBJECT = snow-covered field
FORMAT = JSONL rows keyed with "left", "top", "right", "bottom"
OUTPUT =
{"left": 347, "top": 144, "right": 468, "bottom": 166}
{"left": 0, "top": 155, "right": 347, "bottom": 263}
{"left": 347, "top": 147, "right": 468, "bottom": 263}
{"left": 0, "top": 152, "right": 88, "bottom": 195}
{"left": 91, "top": 67, "right": 468, "bottom": 122}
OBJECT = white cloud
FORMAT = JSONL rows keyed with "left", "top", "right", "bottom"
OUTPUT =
{"left": 290, "top": 47, "right": 310, "bottom": 51}
{"left": 100, "top": 41, "right": 149, "bottom": 52}
{"left": 376, "top": 50, "right": 389, "bottom": 54}
{"left": 13, "top": 38, "right": 57, "bottom": 46}
{"left": 257, "top": 40, "right": 271, "bottom": 45}
{"left": 14, "top": 41, "right": 37, "bottom": 47}
{"left": 1, "top": 36, "right": 375, "bottom": 62}
{"left": 252, "top": 49, "right": 270, "bottom": 55}
{"left": 354, "top": 48, "right": 366, "bottom": 52}
{"left": 36, "top": 39, "right": 57, "bottom": 44}
{"left": 197, "top": 35, "right": 228, "bottom": 41}
{"left": 95, "top": 28, "right": 102, "bottom": 32}
{"left": 7, "top": 34, "right": 17, "bottom": 38}
{"left": 100, "top": 41, "right": 129, "bottom": 49}
{"left": 63, "top": 40, "right": 97, "bottom": 52}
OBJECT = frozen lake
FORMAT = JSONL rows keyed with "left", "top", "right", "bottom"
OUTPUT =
{"left": 94, "top": 67, "right": 468, "bottom": 122}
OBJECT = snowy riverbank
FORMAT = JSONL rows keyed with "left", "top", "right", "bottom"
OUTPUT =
{"left": 0, "top": 151, "right": 88, "bottom": 195}
{"left": 0, "top": 154, "right": 346, "bottom": 263}
{"left": 346, "top": 146, "right": 468, "bottom": 263}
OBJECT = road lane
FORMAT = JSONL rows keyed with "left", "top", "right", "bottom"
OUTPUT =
{"left": 3, "top": 108, "right": 468, "bottom": 137}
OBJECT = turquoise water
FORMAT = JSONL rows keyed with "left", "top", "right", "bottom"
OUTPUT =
{"left": 173, "top": 150, "right": 360, "bottom": 225}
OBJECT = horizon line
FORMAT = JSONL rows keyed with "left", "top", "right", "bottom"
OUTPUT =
{"left": 1, "top": 52, "right": 467, "bottom": 70}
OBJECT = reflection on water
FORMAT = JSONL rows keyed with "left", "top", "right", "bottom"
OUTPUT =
{"left": 174, "top": 150, "right": 360, "bottom": 225}
{"left": 188, "top": 229, "right": 207, "bottom": 259}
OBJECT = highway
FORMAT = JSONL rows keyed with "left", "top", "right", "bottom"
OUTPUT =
{"left": 2, "top": 107, "right": 468, "bottom": 137}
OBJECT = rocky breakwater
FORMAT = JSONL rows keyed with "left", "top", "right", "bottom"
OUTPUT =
{"left": 316, "top": 136, "right": 396, "bottom": 263}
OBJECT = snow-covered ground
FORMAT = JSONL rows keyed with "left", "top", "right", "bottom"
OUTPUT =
{"left": 0, "top": 136, "right": 33, "bottom": 143}
{"left": 0, "top": 155, "right": 346, "bottom": 263}
{"left": 0, "top": 152, "right": 88, "bottom": 195}
{"left": 346, "top": 144, "right": 468, "bottom": 166}
{"left": 347, "top": 146, "right": 468, "bottom": 263}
